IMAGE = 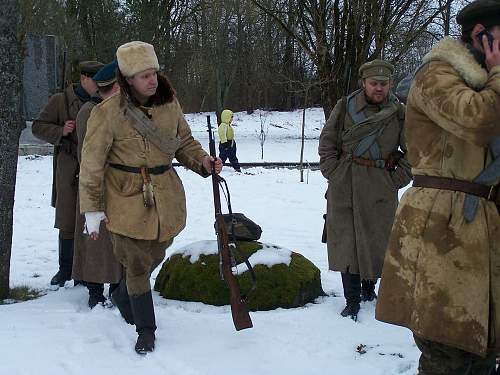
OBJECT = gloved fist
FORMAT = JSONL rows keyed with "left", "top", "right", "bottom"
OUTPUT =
{"left": 84, "top": 211, "right": 108, "bottom": 240}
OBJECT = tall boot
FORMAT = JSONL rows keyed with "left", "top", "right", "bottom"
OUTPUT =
{"left": 340, "top": 272, "right": 361, "bottom": 321}
{"left": 111, "top": 279, "right": 134, "bottom": 325}
{"left": 130, "top": 290, "right": 156, "bottom": 355}
{"left": 50, "top": 238, "right": 74, "bottom": 287}
{"left": 361, "top": 279, "right": 377, "bottom": 302}
{"left": 87, "top": 282, "right": 105, "bottom": 308}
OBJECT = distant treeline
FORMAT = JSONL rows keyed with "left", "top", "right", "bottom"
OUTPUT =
{"left": 20, "top": 0, "right": 470, "bottom": 118}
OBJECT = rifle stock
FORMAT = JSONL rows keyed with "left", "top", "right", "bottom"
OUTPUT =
{"left": 207, "top": 115, "right": 253, "bottom": 331}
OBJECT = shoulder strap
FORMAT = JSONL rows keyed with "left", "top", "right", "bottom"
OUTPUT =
{"left": 335, "top": 96, "right": 347, "bottom": 160}
{"left": 125, "top": 102, "right": 180, "bottom": 155}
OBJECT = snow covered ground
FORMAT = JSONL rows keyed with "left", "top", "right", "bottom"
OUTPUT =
{"left": 2, "top": 109, "right": 418, "bottom": 375}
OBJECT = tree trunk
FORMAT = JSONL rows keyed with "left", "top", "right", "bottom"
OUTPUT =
{"left": 0, "top": 0, "right": 23, "bottom": 299}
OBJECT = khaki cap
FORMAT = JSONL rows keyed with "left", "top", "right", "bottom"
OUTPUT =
{"left": 79, "top": 61, "right": 104, "bottom": 75}
{"left": 359, "top": 59, "right": 394, "bottom": 81}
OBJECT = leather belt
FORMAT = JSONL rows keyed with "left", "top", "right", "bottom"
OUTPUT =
{"left": 413, "top": 175, "right": 499, "bottom": 204}
{"left": 109, "top": 163, "right": 171, "bottom": 175}
{"left": 352, "top": 157, "right": 386, "bottom": 169}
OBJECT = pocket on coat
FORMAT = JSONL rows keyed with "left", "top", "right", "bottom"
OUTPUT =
{"left": 108, "top": 169, "right": 143, "bottom": 197}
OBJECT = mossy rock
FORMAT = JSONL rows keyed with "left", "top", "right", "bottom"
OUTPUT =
{"left": 154, "top": 241, "right": 325, "bottom": 311}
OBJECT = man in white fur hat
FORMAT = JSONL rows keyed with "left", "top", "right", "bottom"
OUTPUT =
{"left": 78, "top": 41, "right": 223, "bottom": 355}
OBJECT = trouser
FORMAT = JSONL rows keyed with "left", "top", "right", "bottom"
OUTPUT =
{"left": 414, "top": 334, "right": 497, "bottom": 375}
{"left": 110, "top": 233, "right": 172, "bottom": 296}
{"left": 219, "top": 142, "right": 241, "bottom": 171}
{"left": 341, "top": 272, "right": 377, "bottom": 302}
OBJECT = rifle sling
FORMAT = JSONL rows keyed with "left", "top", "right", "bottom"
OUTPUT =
{"left": 217, "top": 174, "right": 257, "bottom": 301}
{"left": 125, "top": 102, "right": 180, "bottom": 156}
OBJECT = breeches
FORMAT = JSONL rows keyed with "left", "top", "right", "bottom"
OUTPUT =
{"left": 110, "top": 233, "right": 172, "bottom": 296}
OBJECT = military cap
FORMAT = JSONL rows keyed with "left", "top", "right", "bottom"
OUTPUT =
{"left": 92, "top": 60, "right": 118, "bottom": 87}
{"left": 359, "top": 59, "right": 394, "bottom": 81}
{"left": 456, "top": 0, "right": 500, "bottom": 30}
{"left": 79, "top": 60, "right": 105, "bottom": 76}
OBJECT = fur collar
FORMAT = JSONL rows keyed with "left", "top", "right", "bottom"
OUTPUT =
{"left": 422, "top": 37, "right": 488, "bottom": 90}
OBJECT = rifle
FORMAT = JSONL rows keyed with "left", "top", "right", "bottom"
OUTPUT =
{"left": 207, "top": 115, "right": 253, "bottom": 331}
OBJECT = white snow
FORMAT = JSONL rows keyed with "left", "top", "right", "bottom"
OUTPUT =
{"left": 168, "top": 240, "right": 220, "bottom": 263}
{"left": 2, "top": 108, "right": 417, "bottom": 375}
{"left": 242, "top": 244, "right": 292, "bottom": 268}
{"left": 168, "top": 240, "right": 292, "bottom": 269}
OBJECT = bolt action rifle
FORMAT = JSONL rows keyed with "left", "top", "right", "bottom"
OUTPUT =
{"left": 207, "top": 115, "right": 253, "bottom": 331}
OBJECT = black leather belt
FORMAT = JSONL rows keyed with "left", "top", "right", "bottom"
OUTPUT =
{"left": 109, "top": 163, "right": 171, "bottom": 175}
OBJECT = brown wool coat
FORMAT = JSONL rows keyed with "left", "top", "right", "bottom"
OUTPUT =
{"left": 376, "top": 37, "right": 500, "bottom": 356}
{"left": 72, "top": 100, "right": 122, "bottom": 284}
{"left": 319, "top": 91, "right": 412, "bottom": 279}
{"left": 32, "top": 85, "right": 84, "bottom": 234}
{"left": 79, "top": 85, "right": 210, "bottom": 242}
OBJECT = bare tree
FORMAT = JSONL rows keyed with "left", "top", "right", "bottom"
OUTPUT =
{"left": 0, "top": 0, "right": 24, "bottom": 299}
{"left": 250, "top": 0, "right": 453, "bottom": 119}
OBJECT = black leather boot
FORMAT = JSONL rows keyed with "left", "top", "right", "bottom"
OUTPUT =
{"left": 341, "top": 272, "right": 361, "bottom": 321}
{"left": 111, "top": 279, "right": 134, "bottom": 325}
{"left": 130, "top": 290, "right": 156, "bottom": 355}
{"left": 361, "top": 279, "right": 377, "bottom": 302}
{"left": 87, "top": 282, "right": 106, "bottom": 308}
{"left": 50, "top": 238, "right": 74, "bottom": 287}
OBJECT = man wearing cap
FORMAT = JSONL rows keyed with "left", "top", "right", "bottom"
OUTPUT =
{"left": 318, "top": 59, "right": 412, "bottom": 321}
{"left": 32, "top": 60, "right": 103, "bottom": 288}
{"left": 376, "top": 0, "right": 500, "bottom": 373}
{"left": 79, "top": 41, "right": 223, "bottom": 354}
{"left": 72, "top": 61, "right": 122, "bottom": 309}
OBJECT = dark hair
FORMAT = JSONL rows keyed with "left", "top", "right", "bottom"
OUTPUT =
{"left": 117, "top": 69, "right": 175, "bottom": 107}
{"left": 461, "top": 25, "right": 495, "bottom": 44}
{"left": 98, "top": 82, "right": 116, "bottom": 95}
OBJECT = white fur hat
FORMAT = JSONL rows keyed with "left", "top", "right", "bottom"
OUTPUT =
{"left": 116, "top": 41, "right": 159, "bottom": 77}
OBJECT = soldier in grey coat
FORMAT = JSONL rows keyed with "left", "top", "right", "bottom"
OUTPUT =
{"left": 318, "top": 60, "right": 412, "bottom": 321}
{"left": 32, "top": 60, "right": 103, "bottom": 287}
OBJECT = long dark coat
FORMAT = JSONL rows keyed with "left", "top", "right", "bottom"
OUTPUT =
{"left": 32, "top": 85, "right": 84, "bottom": 235}
{"left": 72, "top": 99, "right": 122, "bottom": 284}
{"left": 319, "top": 91, "right": 412, "bottom": 279}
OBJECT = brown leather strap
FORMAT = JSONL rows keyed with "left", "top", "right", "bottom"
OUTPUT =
{"left": 352, "top": 157, "right": 385, "bottom": 169}
{"left": 413, "top": 175, "right": 499, "bottom": 202}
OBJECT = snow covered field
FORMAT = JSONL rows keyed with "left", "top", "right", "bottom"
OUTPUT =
{"left": 2, "top": 109, "right": 417, "bottom": 375}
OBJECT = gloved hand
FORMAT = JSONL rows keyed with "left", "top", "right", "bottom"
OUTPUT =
{"left": 84, "top": 211, "right": 107, "bottom": 240}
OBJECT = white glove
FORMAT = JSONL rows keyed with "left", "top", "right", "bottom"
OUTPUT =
{"left": 84, "top": 211, "right": 107, "bottom": 235}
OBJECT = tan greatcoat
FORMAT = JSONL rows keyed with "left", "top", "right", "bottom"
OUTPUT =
{"left": 376, "top": 37, "right": 500, "bottom": 356}
{"left": 79, "top": 86, "right": 209, "bottom": 243}
{"left": 319, "top": 91, "right": 412, "bottom": 279}
{"left": 32, "top": 85, "right": 84, "bottom": 234}
{"left": 72, "top": 99, "right": 122, "bottom": 284}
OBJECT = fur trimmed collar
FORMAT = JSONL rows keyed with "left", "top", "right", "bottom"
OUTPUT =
{"left": 422, "top": 37, "right": 488, "bottom": 90}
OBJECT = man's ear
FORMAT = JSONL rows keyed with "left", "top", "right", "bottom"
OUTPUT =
{"left": 471, "top": 23, "right": 486, "bottom": 51}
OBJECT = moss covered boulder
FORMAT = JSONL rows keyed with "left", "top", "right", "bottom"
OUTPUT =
{"left": 154, "top": 241, "right": 325, "bottom": 311}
